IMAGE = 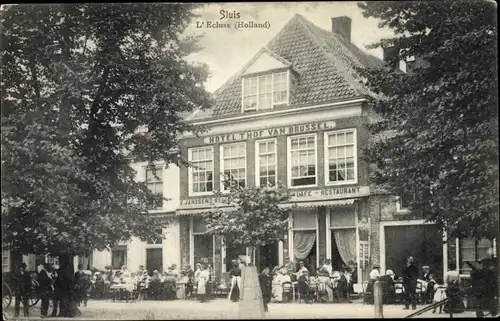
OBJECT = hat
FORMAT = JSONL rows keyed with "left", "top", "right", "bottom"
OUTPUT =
{"left": 299, "top": 261, "right": 305, "bottom": 264}
{"left": 19, "top": 262, "right": 27, "bottom": 268}
{"left": 95, "top": 272, "right": 101, "bottom": 275}
{"left": 422, "top": 265, "right": 430, "bottom": 269}
{"left": 386, "top": 269, "right": 395, "bottom": 276}
{"left": 372, "top": 264, "right": 380, "bottom": 269}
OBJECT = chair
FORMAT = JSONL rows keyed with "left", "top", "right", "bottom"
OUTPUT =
{"left": 282, "top": 282, "right": 292, "bottom": 302}
{"left": 362, "top": 281, "right": 372, "bottom": 304}
{"left": 394, "top": 282, "right": 405, "bottom": 304}
{"left": 350, "top": 283, "right": 363, "bottom": 301}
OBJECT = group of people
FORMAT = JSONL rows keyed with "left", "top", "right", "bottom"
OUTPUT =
{"left": 11, "top": 259, "right": 88, "bottom": 318}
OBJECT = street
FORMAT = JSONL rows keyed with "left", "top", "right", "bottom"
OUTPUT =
{"left": 3, "top": 299, "right": 479, "bottom": 320}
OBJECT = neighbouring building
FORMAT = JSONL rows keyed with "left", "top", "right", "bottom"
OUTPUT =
{"left": 173, "top": 14, "right": 496, "bottom": 283}
{"left": 90, "top": 161, "right": 181, "bottom": 274}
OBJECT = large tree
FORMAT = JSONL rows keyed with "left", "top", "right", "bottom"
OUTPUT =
{"left": 357, "top": 1, "right": 498, "bottom": 241}
{"left": 1, "top": 4, "right": 211, "bottom": 257}
{"left": 202, "top": 182, "right": 290, "bottom": 267}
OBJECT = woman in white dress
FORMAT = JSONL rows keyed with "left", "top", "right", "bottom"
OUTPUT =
{"left": 273, "top": 268, "right": 291, "bottom": 302}
{"left": 197, "top": 264, "right": 210, "bottom": 302}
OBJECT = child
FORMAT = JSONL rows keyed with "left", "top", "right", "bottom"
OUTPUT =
{"left": 432, "top": 278, "right": 446, "bottom": 314}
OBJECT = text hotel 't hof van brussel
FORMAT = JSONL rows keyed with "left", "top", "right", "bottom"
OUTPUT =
{"left": 195, "top": 10, "right": 271, "bottom": 30}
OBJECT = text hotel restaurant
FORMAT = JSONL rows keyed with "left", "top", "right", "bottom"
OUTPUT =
{"left": 3, "top": 15, "right": 495, "bottom": 280}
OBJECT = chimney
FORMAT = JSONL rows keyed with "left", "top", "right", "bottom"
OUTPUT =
{"left": 331, "top": 16, "right": 352, "bottom": 43}
{"left": 382, "top": 44, "right": 400, "bottom": 71}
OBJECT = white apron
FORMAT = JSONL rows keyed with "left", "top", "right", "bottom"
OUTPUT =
{"left": 197, "top": 271, "right": 209, "bottom": 295}
{"left": 228, "top": 276, "right": 241, "bottom": 300}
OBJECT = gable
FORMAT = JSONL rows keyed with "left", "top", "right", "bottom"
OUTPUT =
{"left": 242, "top": 51, "right": 290, "bottom": 76}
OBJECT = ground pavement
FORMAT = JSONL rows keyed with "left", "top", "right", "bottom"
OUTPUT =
{"left": 3, "top": 299, "right": 480, "bottom": 320}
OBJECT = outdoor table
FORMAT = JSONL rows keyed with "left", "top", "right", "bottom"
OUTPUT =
{"left": 110, "top": 283, "right": 136, "bottom": 302}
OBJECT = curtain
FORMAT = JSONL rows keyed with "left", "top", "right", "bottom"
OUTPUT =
{"left": 294, "top": 231, "right": 316, "bottom": 260}
{"left": 334, "top": 229, "right": 357, "bottom": 266}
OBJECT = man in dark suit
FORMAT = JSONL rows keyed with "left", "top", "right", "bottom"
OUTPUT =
{"left": 402, "top": 256, "right": 419, "bottom": 310}
{"left": 13, "top": 262, "right": 32, "bottom": 317}
{"left": 258, "top": 266, "right": 272, "bottom": 312}
{"left": 37, "top": 261, "right": 53, "bottom": 318}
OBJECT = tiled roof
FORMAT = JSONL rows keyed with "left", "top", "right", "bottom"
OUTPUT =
{"left": 191, "top": 14, "right": 383, "bottom": 121}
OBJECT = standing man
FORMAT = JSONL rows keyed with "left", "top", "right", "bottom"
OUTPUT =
{"left": 37, "top": 261, "right": 53, "bottom": 318}
{"left": 259, "top": 267, "right": 272, "bottom": 312}
{"left": 13, "top": 262, "right": 31, "bottom": 318}
{"left": 402, "top": 256, "right": 419, "bottom": 310}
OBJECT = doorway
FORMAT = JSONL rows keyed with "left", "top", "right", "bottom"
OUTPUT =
{"left": 146, "top": 248, "right": 163, "bottom": 275}
{"left": 225, "top": 242, "right": 246, "bottom": 272}
{"left": 257, "top": 242, "right": 279, "bottom": 272}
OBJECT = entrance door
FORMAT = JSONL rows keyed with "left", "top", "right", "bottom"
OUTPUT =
{"left": 385, "top": 224, "right": 443, "bottom": 278}
{"left": 146, "top": 248, "right": 163, "bottom": 275}
{"left": 225, "top": 243, "right": 246, "bottom": 272}
{"left": 258, "top": 243, "right": 279, "bottom": 272}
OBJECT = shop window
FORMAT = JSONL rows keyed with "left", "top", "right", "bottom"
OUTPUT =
{"left": 242, "top": 71, "right": 289, "bottom": 111}
{"left": 292, "top": 210, "right": 317, "bottom": 272}
{"left": 188, "top": 146, "right": 214, "bottom": 195}
{"left": 220, "top": 143, "right": 246, "bottom": 191}
{"left": 330, "top": 208, "right": 356, "bottom": 269}
{"left": 325, "top": 129, "right": 357, "bottom": 185}
{"left": 288, "top": 134, "right": 317, "bottom": 187}
{"left": 146, "top": 166, "right": 163, "bottom": 209}
{"left": 111, "top": 246, "right": 127, "bottom": 270}
{"left": 192, "top": 217, "right": 213, "bottom": 267}
{"left": 256, "top": 139, "right": 277, "bottom": 187}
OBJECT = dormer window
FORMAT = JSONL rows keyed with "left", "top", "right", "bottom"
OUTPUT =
{"left": 242, "top": 70, "right": 289, "bottom": 112}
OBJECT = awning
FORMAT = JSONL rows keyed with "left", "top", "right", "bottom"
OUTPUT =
{"left": 280, "top": 198, "right": 356, "bottom": 209}
{"left": 176, "top": 206, "right": 236, "bottom": 216}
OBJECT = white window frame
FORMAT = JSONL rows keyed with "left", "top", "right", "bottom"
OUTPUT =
{"left": 324, "top": 128, "right": 358, "bottom": 186}
{"left": 188, "top": 146, "right": 214, "bottom": 197}
{"left": 144, "top": 165, "right": 164, "bottom": 210}
{"left": 219, "top": 142, "right": 247, "bottom": 193}
{"left": 2, "top": 249, "right": 10, "bottom": 273}
{"left": 287, "top": 133, "right": 318, "bottom": 189}
{"left": 255, "top": 138, "right": 278, "bottom": 188}
{"left": 241, "top": 70, "right": 290, "bottom": 112}
{"left": 395, "top": 193, "right": 414, "bottom": 213}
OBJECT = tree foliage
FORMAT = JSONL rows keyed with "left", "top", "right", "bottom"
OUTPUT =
{"left": 1, "top": 4, "right": 211, "bottom": 256}
{"left": 357, "top": 0, "right": 498, "bottom": 239}
{"left": 202, "top": 182, "right": 290, "bottom": 253}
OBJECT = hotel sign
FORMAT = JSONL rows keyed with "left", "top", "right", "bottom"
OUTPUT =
{"left": 288, "top": 186, "right": 370, "bottom": 201}
{"left": 203, "top": 121, "right": 336, "bottom": 144}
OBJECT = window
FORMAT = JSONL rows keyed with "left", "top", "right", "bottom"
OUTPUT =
{"left": 188, "top": 147, "right": 214, "bottom": 195}
{"left": 45, "top": 255, "right": 59, "bottom": 266}
{"left": 396, "top": 193, "right": 415, "bottom": 212}
{"left": 242, "top": 71, "right": 289, "bottom": 111}
{"left": 111, "top": 246, "right": 127, "bottom": 270}
{"left": 220, "top": 143, "right": 246, "bottom": 191}
{"left": 460, "top": 238, "right": 494, "bottom": 274}
{"left": 256, "top": 139, "right": 277, "bottom": 187}
{"left": 2, "top": 249, "right": 10, "bottom": 273}
{"left": 148, "top": 228, "right": 163, "bottom": 245}
{"left": 325, "top": 129, "right": 357, "bottom": 185}
{"left": 146, "top": 167, "right": 163, "bottom": 209}
{"left": 288, "top": 134, "right": 317, "bottom": 187}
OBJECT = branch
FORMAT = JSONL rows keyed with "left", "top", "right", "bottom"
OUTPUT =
{"left": 28, "top": 53, "right": 41, "bottom": 100}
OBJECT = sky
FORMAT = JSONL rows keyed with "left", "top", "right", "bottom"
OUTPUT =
{"left": 184, "top": 2, "right": 395, "bottom": 93}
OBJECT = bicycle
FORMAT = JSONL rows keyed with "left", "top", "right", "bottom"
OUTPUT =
{"left": 2, "top": 282, "right": 12, "bottom": 309}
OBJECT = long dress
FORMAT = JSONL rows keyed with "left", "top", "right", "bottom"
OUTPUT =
{"left": 197, "top": 270, "right": 210, "bottom": 302}
{"left": 228, "top": 267, "right": 242, "bottom": 302}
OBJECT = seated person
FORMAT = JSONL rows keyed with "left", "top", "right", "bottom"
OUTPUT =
{"left": 297, "top": 271, "right": 312, "bottom": 303}
{"left": 379, "top": 269, "right": 396, "bottom": 303}
{"left": 316, "top": 268, "right": 334, "bottom": 302}
{"left": 170, "top": 264, "right": 180, "bottom": 278}
{"left": 112, "top": 271, "right": 122, "bottom": 284}
{"left": 296, "top": 261, "right": 308, "bottom": 275}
